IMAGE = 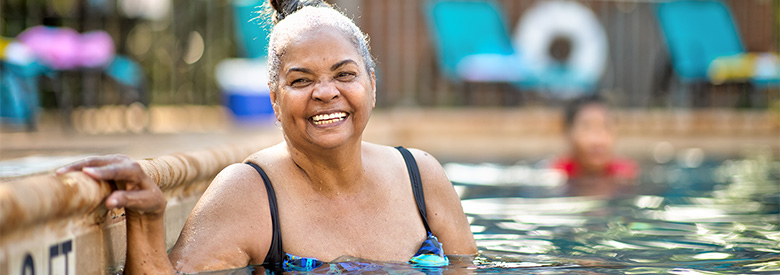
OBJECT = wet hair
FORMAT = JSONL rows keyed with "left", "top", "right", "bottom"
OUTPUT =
{"left": 265, "top": 0, "right": 376, "bottom": 90}
{"left": 563, "top": 94, "right": 609, "bottom": 130}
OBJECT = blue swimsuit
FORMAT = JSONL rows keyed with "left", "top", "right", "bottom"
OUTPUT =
{"left": 244, "top": 146, "right": 449, "bottom": 273}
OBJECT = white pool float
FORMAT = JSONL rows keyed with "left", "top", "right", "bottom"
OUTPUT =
{"left": 513, "top": 0, "right": 608, "bottom": 96}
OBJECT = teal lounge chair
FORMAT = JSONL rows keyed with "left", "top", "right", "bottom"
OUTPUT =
{"left": 656, "top": 0, "right": 779, "bottom": 105}
{"left": 425, "top": 0, "right": 529, "bottom": 83}
{"left": 233, "top": 0, "right": 272, "bottom": 59}
{"left": 657, "top": 0, "right": 743, "bottom": 82}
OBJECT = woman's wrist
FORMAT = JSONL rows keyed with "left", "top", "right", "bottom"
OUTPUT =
{"left": 125, "top": 206, "right": 166, "bottom": 231}
{"left": 123, "top": 192, "right": 167, "bottom": 221}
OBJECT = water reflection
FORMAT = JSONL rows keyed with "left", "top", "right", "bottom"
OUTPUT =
{"left": 456, "top": 151, "right": 779, "bottom": 274}
{"left": 178, "top": 152, "right": 777, "bottom": 274}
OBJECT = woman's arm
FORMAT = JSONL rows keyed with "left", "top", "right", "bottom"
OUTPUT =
{"left": 57, "top": 157, "right": 271, "bottom": 273}
{"left": 408, "top": 149, "right": 478, "bottom": 255}
{"left": 168, "top": 163, "right": 272, "bottom": 272}
{"left": 57, "top": 155, "right": 175, "bottom": 274}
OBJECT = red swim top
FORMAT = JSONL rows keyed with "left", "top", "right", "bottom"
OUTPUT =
{"left": 551, "top": 157, "right": 638, "bottom": 180}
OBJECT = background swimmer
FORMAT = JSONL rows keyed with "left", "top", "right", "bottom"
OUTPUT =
{"left": 551, "top": 95, "right": 638, "bottom": 196}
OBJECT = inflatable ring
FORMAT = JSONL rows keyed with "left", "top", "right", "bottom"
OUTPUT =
{"left": 513, "top": 1, "right": 608, "bottom": 96}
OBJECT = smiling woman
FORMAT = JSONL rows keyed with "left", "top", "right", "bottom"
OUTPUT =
{"left": 54, "top": 0, "right": 476, "bottom": 274}
{"left": 270, "top": 24, "right": 376, "bottom": 151}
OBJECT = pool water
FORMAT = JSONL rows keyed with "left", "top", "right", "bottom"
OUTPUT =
{"left": 192, "top": 152, "right": 779, "bottom": 274}
{"left": 454, "top": 152, "right": 779, "bottom": 274}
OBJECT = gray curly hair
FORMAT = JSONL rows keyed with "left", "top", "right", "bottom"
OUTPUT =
{"left": 265, "top": 0, "right": 376, "bottom": 90}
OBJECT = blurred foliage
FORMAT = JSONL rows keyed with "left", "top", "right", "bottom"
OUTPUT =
{"left": 1, "top": 0, "right": 777, "bottom": 109}
{"left": 1, "top": 0, "right": 241, "bottom": 107}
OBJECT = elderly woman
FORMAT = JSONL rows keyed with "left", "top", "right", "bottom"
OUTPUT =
{"left": 56, "top": 0, "right": 476, "bottom": 273}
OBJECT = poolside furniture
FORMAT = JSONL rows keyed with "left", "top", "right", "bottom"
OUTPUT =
{"left": 216, "top": 58, "right": 273, "bottom": 123}
{"left": 425, "top": 0, "right": 528, "bottom": 83}
{"left": 656, "top": 0, "right": 780, "bottom": 106}
{"left": 0, "top": 61, "right": 45, "bottom": 129}
{"left": 425, "top": 0, "right": 607, "bottom": 99}
{"left": 104, "top": 55, "right": 147, "bottom": 104}
{"left": 1, "top": 36, "right": 45, "bottom": 129}
{"left": 216, "top": 0, "right": 274, "bottom": 123}
{"left": 1, "top": 27, "right": 147, "bottom": 130}
{"left": 232, "top": 0, "right": 272, "bottom": 59}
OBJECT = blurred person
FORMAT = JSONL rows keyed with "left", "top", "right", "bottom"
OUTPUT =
{"left": 56, "top": 0, "right": 476, "bottom": 273}
{"left": 551, "top": 94, "right": 638, "bottom": 196}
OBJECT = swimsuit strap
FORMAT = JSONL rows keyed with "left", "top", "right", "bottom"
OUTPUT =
{"left": 244, "top": 162, "right": 285, "bottom": 270}
{"left": 246, "top": 148, "right": 430, "bottom": 269}
{"left": 395, "top": 146, "right": 433, "bottom": 233}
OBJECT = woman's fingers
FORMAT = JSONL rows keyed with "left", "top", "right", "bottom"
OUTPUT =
{"left": 56, "top": 154, "right": 166, "bottom": 216}
{"left": 82, "top": 161, "right": 148, "bottom": 187}
{"left": 60, "top": 155, "right": 152, "bottom": 191}
{"left": 88, "top": 161, "right": 164, "bottom": 214}
{"left": 106, "top": 189, "right": 165, "bottom": 215}
{"left": 56, "top": 154, "right": 132, "bottom": 175}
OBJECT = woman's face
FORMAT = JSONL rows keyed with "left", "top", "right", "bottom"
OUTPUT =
{"left": 271, "top": 26, "right": 376, "bottom": 150}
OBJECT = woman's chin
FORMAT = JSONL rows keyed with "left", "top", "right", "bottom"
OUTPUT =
{"left": 305, "top": 131, "right": 356, "bottom": 149}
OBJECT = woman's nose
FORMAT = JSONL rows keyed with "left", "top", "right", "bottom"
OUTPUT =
{"left": 312, "top": 81, "right": 339, "bottom": 102}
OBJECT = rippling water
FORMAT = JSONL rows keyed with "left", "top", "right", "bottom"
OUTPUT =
{"left": 452, "top": 152, "right": 779, "bottom": 274}
{"left": 194, "top": 152, "right": 779, "bottom": 274}
{"left": 462, "top": 195, "right": 779, "bottom": 274}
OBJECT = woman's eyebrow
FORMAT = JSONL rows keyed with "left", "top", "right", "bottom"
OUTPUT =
{"left": 331, "top": 59, "right": 357, "bottom": 71}
{"left": 287, "top": 67, "right": 313, "bottom": 75}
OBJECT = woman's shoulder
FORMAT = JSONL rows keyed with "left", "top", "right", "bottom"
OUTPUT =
{"left": 396, "top": 146, "right": 478, "bottom": 254}
{"left": 404, "top": 147, "right": 440, "bottom": 167}
{"left": 243, "top": 142, "right": 288, "bottom": 167}
{"left": 401, "top": 146, "right": 447, "bottom": 184}
{"left": 201, "top": 143, "right": 288, "bottom": 204}
{"left": 200, "top": 162, "right": 272, "bottom": 210}
{"left": 363, "top": 142, "right": 440, "bottom": 165}
{"left": 171, "top": 147, "right": 278, "bottom": 267}
{"left": 367, "top": 143, "right": 450, "bottom": 190}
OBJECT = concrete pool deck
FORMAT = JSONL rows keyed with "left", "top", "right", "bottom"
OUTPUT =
{"left": 1, "top": 107, "right": 778, "bottom": 166}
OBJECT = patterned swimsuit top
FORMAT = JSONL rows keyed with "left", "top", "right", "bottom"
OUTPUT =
{"left": 244, "top": 146, "right": 449, "bottom": 273}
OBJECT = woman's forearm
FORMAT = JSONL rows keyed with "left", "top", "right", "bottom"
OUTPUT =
{"left": 55, "top": 156, "right": 177, "bottom": 273}
{"left": 124, "top": 211, "right": 176, "bottom": 274}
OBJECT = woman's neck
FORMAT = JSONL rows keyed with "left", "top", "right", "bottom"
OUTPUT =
{"left": 285, "top": 139, "right": 366, "bottom": 196}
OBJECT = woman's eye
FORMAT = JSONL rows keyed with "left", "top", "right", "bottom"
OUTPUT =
{"left": 336, "top": 72, "right": 356, "bottom": 81}
{"left": 290, "top": 78, "right": 311, "bottom": 87}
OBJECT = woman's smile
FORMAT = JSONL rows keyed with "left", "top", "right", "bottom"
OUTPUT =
{"left": 273, "top": 25, "right": 376, "bottom": 149}
{"left": 310, "top": 111, "right": 349, "bottom": 127}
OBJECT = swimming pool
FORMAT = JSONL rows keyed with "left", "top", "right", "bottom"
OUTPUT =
{"left": 190, "top": 151, "right": 778, "bottom": 274}
{"left": 4, "top": 145, "right": 771, "bottom": 274}
{"left": 458, "top": 151, "right": 778, "bottom": 274}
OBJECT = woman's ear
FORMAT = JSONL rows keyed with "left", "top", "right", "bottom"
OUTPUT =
{"left": 270, "top": 85, "right": 281, "bottom": 121}
{"left": 370, "top": 70, "right": 377, "bottom": 108}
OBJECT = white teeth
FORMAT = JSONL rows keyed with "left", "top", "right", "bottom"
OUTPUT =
{"left": 311, "top": 112, "right": 347, "bottom": 125}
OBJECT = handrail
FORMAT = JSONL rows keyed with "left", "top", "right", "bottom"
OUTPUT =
{"left": 0, "top": 143, "right": 265, "bottom": 234}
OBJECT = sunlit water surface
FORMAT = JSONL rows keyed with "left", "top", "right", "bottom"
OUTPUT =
{"left": 184, "top": 153, "right": 779, "bottom": 274}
